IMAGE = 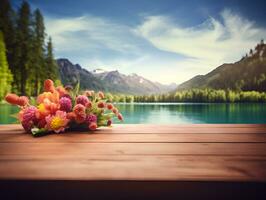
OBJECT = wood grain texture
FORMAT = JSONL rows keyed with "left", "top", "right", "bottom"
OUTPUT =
{"left": 1, "top": 133, "right": 266, "bottom": 143}
{"left": 0, "top": 155, "right": 265, "bottom": 181}
{"left": 1, "top": 124, "right": 266, "bottom": 134}
{"left": 0, "top": 124, "right": 265, "bottom": 183}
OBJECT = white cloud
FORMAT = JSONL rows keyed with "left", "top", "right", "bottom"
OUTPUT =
{"left": 45, "top": 10, "right": 266, "bottom": 84}
{"left": 46, "top": 15, "right": 141, "bottom": 53}
{"left": 136, "top": 9, "right": 266, "bottom": 74}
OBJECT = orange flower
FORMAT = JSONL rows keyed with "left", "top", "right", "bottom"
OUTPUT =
{"left": 44, "top": 79, "right": 56, "bottom": 93}
{"left": 5, "top": 93, "right": 19, "bottom": 105}
{"left": 66, "top": 112, "right": 76, "bottom": 120}
{"left": 84, "top": 90, "right": 94, "bottom": 97}
{"left": 17, "top": 96, "right": 29, "bottom": 106}
{"left": 98, "top": 91, "right": 105, "bottom": 99}
{"left": 56, "top": 86, "right": 68, "bottom": 98}
{"left": 36, "top": 103, "right": 50, "bottom": 119}
{"left": 37, "top": 92, "right": 59, "bottom": 104}
{"left": 48, "top": 102, "right": 60, "bottom": 114}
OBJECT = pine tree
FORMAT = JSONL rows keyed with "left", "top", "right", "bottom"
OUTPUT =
{"left": 0, "top": 0, "right": 17, "bottom": 91}
{"left": 31, "top": 8, "right": 46, "bottom": 96}
{"left": 45, "top": 36, "right": 59, "bottom": 81}
{"left": 16, "top": 1, "right": 33, "bottom": 95}
{"left": 0, "top": 31, "right": 13, "bottom": 100}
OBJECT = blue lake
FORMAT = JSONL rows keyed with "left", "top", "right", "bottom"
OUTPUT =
{"left": 0, "top": 103, "right": 266, "bottom": 124}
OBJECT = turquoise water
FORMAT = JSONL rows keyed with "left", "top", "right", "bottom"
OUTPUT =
{"left": 0, "top": 103, "right": 266, "bottom": 124}
{"left": 115, "top": 103, "right": 266, "bottom": 124}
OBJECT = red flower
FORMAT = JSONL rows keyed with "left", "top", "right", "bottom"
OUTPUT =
{"left": 86, "top": 101, "right": 92, "bottom": 109}
{"left": 112, "top": 107, "right": 118, "bottom": 114}
{"left": 107, "top": 119, "right": 112, "bottom": 126}
{"left": 117, "top": 113, "right": 123, "bottom": 121}
{"left": 73, "top": 104, "right": 86, "bottom": 115}
{"left": 107, "top": 103, "right": 113, "bottom": 110}
{"left": 89, "top": 122, "right": 97, "bottom": 130}
{"left": 73, "top": 104, "right": 86, "bottom": 123}
{"left": 97, "top": 101, "right": 105, "bottom": 108}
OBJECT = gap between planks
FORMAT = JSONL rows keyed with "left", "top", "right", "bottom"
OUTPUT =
{"left": 0, "top": 133, "right": 266, "bottom": 143}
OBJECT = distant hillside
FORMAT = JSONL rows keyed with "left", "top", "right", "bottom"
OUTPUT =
{"left": 177, "top": 41, "right": 266, "bottom": 91}
{"left": 57, "top": 58, "right": 176, "bottom": 95}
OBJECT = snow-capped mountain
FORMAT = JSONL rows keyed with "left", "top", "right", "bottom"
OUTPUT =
{"left": 57, "top": 58, "right": 177, "bottom": 95}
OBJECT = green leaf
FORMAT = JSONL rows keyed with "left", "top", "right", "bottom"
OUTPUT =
{"left": 31, "top": 128, "right": 48, "bottom": 137}
{"left": 73, "top": 81, "right": 80, "bottom": 97}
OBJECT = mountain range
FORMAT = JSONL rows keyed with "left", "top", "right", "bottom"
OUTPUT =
{"left": 57, "top": 58, "right": 177, "bottom": 95}
{"left": 58, "top": 42, "right": 266, "bottom": 95}
{"left": 177, "top": 41, "right": 266, "bottom": 92}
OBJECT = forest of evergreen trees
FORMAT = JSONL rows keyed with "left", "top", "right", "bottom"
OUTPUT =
{"left": 0, "top": 0, "right": 59, "bottom": 100}
{"left": 109, "top": 89, "right": 266, "bottom": 103}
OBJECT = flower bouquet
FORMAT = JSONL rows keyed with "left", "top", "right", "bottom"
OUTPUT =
{"left": 5, "top": 79, "right": 123, "bottom": 136}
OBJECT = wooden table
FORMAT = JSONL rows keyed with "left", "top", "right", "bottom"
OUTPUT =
{"left": 0, "top": 124, "right": 266, "bottom": 199}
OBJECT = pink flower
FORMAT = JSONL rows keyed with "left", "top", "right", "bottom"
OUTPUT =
{"left": 76, "top": 95, "right": 89, "bottom": 106}
{"left": 45, "top": 111, "right": 69, "bottom": 133}
{"left": 22, "top": 106, "right": 37, "bottom": 122}
{"left": 59, "top": 97, "right": 72, "bottom": 112}
{"left": 22, "top": 120, "right": 34, "bottom": 132}
{"left": 20, "top": 106, "right": 37, "bottom": 132}
{"left": 85, "top": 114, "right": 97, "bottom": 124}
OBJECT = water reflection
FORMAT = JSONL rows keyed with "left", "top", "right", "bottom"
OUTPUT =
{"left": 0, "top": 103, "right": 265, "bottom": 124}
{"left": 115, "top": 103, "right": 266, "bottom": 124}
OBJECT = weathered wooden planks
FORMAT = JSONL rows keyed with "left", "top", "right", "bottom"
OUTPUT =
{"left": 0, "top": 124, "right": 266, "bottom": 199}
{"left": 0, "top": 155, "right": 265, "bottom": 181}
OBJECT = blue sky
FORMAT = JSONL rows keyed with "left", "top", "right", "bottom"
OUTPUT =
{"left": 12, "top": 0, "right": 266, "bottom": 84}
